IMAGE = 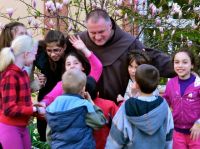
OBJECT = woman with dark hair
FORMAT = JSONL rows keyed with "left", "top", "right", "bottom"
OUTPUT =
{"left": 40, "top": 35, "right": 102, "bottom": 107}
{"left": 34, "top": 30, "right": 69, "bottom": 141}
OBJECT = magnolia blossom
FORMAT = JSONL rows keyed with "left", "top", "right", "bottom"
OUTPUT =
{"left": 149, "top": 3, "right": 157, "bottom": 16}
{"left": 63, "top": 0, "right": 70, "bottom": 5}
{"left": 27, "top": 17, "right": 33, "bottom": 25}
{"left": 171, "top": 3, "right": 181, "bottom": 15}
{"left": 116, "top": 0, "right": 123, "bottom": 6}
{"left": 134, "top": 0, "right": 138, "bottom": 5}
{"left": 56, "top": 2, "right": 63, "bottom": 11}
{"left": 6, "top": 8, "right": 14, "bottom": 18}
{"left": 32, "top": 20, "right": 39, "bottom": 29}
{"left": 45, "top": 1, "right": 56, "bottom": 12}
{"left": 114, "top": 10, "right": 122, "bottom": 16}
{"left": 49, "top": 19, "right": 55, "bottom": 28}
{"left": 92, "top": 2, "right": 97, "bottom": 9}
{"left": 155, "top": 18, "right": 161, "bottom": 26}
{"left": 159, "top": 27, "right": 164, "bottom": 33}
{"left": 33, "top": 0, "right": 37, "bottom": 8}
{"left": 134, "top": 4, "right": 137, "bottom": 12}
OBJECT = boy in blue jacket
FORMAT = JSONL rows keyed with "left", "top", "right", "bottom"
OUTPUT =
{"left": 106, "top": 64, "right": 174, "bottom": 149}
{"left": 45, "top": 69, "right": 106, "bottom": 149}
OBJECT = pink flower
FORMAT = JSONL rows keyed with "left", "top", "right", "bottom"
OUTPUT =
{"left": 56, "top": 2, "right": 63, "bottom": 11}
{"left": 149, "top": 3, "right": 157, "bottom": 16}
{"left": 6, "top": 8, "right": 14, "bottom": 18}
{"left": 134, "top": 0, "right": 138, "bottom": 5}
{"left": 33, "top": 0, "right": 37, "bottom": 8}
{"left": 92, "top": 2, "right": 97, "bottom": 9}
{"left": 49, "top": 19, "right": 55, "bottom": 28}
{"left": 45, "top": 1, "right": 56, "bottom": 12}
{"left": 32, "top": 20, "right": 39, "bottom": 29}
{"left": 116, "top": 0, "right": 123, "bottom": 6}
{"left": 155, "top": 18, "right": 161, "bottom": 26}
{"left": 159, "top": 27, "right": 164, "bottom": 33}
{"left": 114, "top": 10, "right": 122, "bottom": 16}
{"left": 63, "top": 0, "right": 70, "bottom": 5}
{"left": 27, "top": 17, "right": 33, "bottom": 25}
{"left": 134, "top": 4, "right": 137, "bottom": 12}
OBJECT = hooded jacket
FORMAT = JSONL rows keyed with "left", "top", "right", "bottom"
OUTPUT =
{"left": 105, "top": 96, "right": 174, "bottom": 149}
{"left": 46, "top": 94, "right": 106, "bottom": 149}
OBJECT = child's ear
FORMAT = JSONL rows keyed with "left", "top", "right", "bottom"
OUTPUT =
{"left": 82, "top": 67, "right": 85, "bottom": 71}
{"left": 23, "top": 51, "right": 29, "bottom": 58}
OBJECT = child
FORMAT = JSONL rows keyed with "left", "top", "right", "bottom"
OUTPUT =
{"left": 40, "top": 35, "right": 102, "bottom": 106}
{"left": 86, "top": 77, "right": 118, "bottom": 149}
{"left": 117, "top": 50, "right": 159, "bottom": 102}
{"left": 45, "top": 69, "right": 106, "bottom": 149}
{"left": 163, "top": 49, "right": 200, "bottom": 149}
{"left": 0, "top": 35, "right": 45, "bottom": 149}
{"left": 0, "top": 22, "right": 45, "bottom": 92}
{"left": 106, "top": 64, "right": 174, "bottom": 149}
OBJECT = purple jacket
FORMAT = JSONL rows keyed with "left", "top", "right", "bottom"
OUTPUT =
{"left": 163, "top": 76, "right": 200, "bottom": 129}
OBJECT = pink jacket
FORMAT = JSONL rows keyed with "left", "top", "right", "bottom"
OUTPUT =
{"left": 42, "top": 52, "right": 102, "bottom": 106}
{"left": 163, "top": 76, "right": 200, "bottom": 129}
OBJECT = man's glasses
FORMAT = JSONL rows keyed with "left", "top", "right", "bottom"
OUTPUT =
{"left": 46, "top": 48, "right": 62, "bottom": 54}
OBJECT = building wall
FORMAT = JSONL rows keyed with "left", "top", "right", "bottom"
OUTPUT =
{"left": 0, "top": 0, "right": 44, "bottom": 39}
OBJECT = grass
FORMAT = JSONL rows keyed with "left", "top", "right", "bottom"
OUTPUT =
{"left": 30, "top": 92, "right": 50, "bottom": 149}
{"left": 29, "top": 118, "right": 50, "bottom": 149}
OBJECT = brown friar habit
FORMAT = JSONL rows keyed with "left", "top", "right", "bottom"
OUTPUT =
{"left": 79, "top": 20, "right": 175, "bottom": 102}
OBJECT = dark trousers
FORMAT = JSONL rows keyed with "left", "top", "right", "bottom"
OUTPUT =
{"left": 37, "top": 118, "right": 47, "bottom": 142}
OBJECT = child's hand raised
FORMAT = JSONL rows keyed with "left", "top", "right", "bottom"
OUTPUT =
{"left": 69, "top": 35, "right": 91, "bottom": 57}
{"left": 69, "top": 35, "right": 87, "bottom": 51}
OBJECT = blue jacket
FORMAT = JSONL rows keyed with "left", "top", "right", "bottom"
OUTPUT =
{"left": 46, "top": 94, "right": 96, "bottom": 149}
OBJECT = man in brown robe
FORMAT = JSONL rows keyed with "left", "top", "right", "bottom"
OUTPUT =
{"left": 77, "top": 9, "right": 175, "bottom": 102}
